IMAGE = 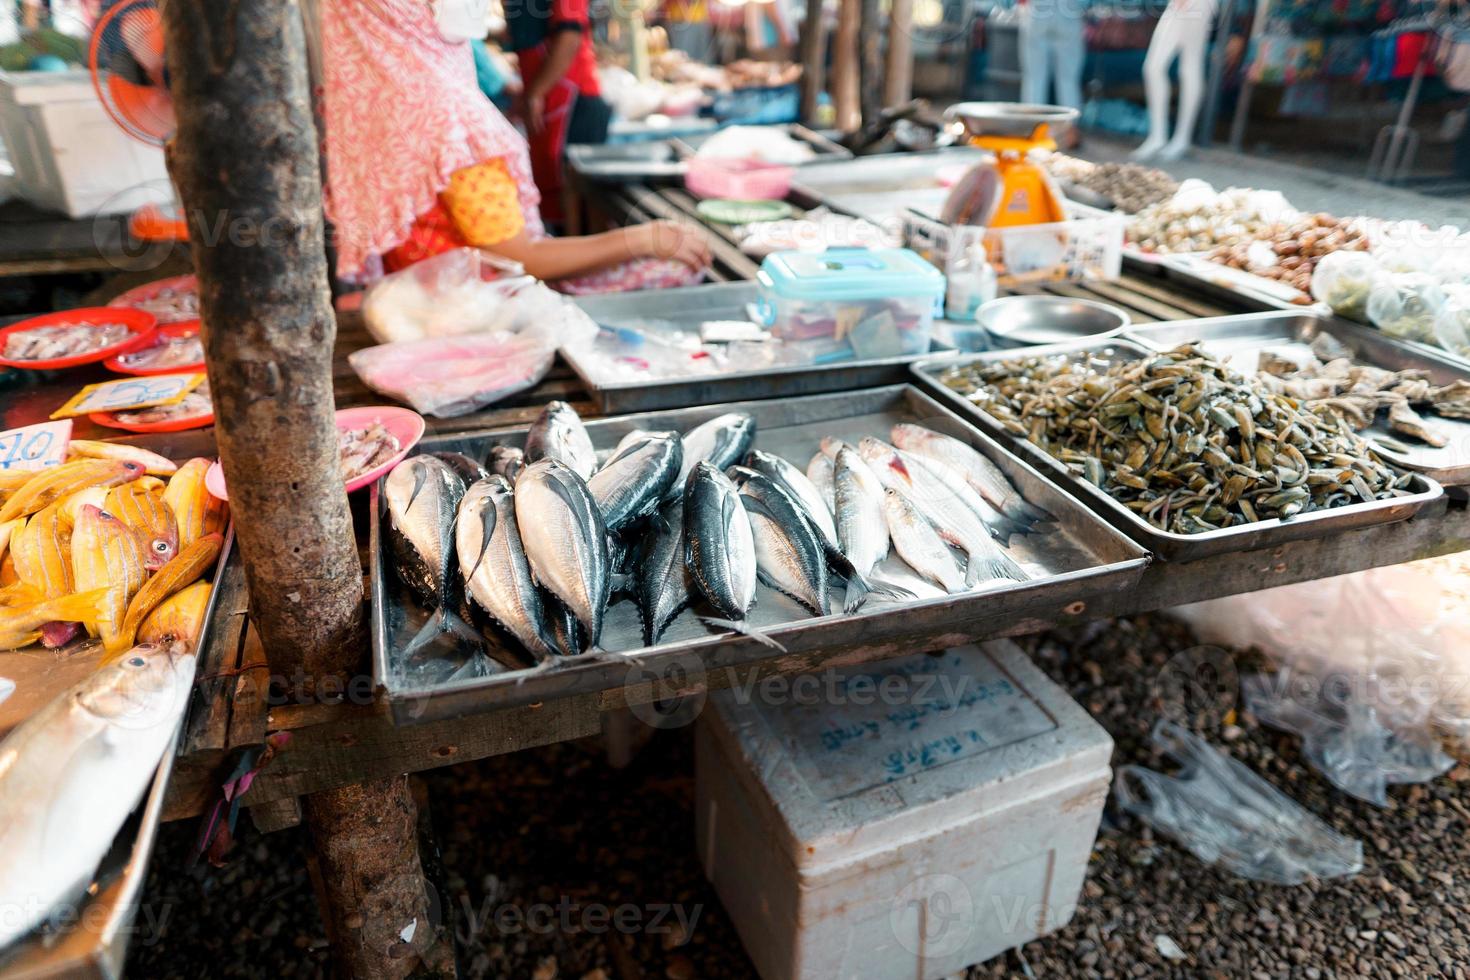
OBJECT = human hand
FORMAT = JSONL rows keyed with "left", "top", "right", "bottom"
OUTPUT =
{"left": 636, "top": 220, "right": 712, "bottom": 271}
{"left": 525, "top": 90, "right": 545, "bottom": 135}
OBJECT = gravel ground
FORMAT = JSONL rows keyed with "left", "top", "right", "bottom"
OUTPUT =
{"left": 127, "top": 614, "right": 1470, "bottom": 978}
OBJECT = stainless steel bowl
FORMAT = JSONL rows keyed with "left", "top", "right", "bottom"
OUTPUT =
{"left": 975, "top": 296, "right": 1130, "bottom": 346}
{"left": 944, "top": 102, "right": 1080, "bottom": 141}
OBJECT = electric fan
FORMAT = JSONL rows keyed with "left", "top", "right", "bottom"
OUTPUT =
{"left": 87, "top": 0, "right": 187, "bottom": 241}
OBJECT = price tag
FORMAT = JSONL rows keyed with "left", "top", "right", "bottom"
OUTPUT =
{"left": 51, "top": 372, "right": 206, "bottom": 420}
{"left": 0, "top": 419, "right": 71, "bottom": 471}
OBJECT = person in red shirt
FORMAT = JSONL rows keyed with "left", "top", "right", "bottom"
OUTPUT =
{"left": 506, "top": 0, "right": 612, "bottom": 225}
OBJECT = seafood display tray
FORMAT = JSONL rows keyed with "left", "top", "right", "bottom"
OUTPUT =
{"left": 565, "top": 282, "right": 957, "bottom": 413}
{"left": 0, "top": 530, "right": 235, "bottom": 980}
{"left": 1121, "top": 311, "right": 1470, "bottom": 486}
{"left": 1122, "top": 247, "right": 1301, "bottom": 314}
{"left": 911, "top": 341, "right": 1446, "bottom": 562}
{"left": 369, "top": 386, "right": 1150, "bottom": 725}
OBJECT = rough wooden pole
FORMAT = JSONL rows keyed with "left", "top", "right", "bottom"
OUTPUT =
{"left": 161, "top": 3, "right": 441, "bottom": 977}
{"left": 858, "top": 0, "right": 884, "bottom": 126}
{"left": 797, "top": 0, "right": 828, "bottom": 124}
{"left": 884, "top": 0, "right": 914, "bottom": 108}
{"left": 832, "top": 0, "right": 861, "bottom": 131}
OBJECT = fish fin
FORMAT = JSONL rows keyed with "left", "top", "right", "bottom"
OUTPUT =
{"left": 965, "top": 552, "right": 1028, "bottom": 587}
{"left": 700, "top": 616, "right": 786, "bottom": 652}
{"left": 1012, "top": 499, "right": 1053, "bottom": 525}
{"left": 42, "top": 587, "right": 112, "bottom": 630}
{"left": 841, "top": 569, "right": 914, "bottom": 613}
{"left": 984, "top": 515, "right": 1026, "bottom": 546}
{"left": 404, "top": 607, "right": 484, "bottom": 662}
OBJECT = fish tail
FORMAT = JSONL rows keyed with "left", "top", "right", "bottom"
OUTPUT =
{"left": 404, "top": 606, "right": 485, "bottom": 661}
{"left": 984, "top": 515, "right": 1027, "bottom": 546}
{"left": 700, "top": 616, "right": 786, "bottom": 652}
{"left": 1009, "top": 498, "right": 1053, "bottom": 525}
{"left": 41, "top": 587, "right": 112, "bottom": 629}
{"left": 841, "top": 570, "right": 914, "bottom": 613}
{"left": 965, "top": 551, "right": 1027, "bottom": 587}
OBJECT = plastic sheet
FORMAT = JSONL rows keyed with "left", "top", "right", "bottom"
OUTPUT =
{"left": 1310, "top": 249, "right": 1383, "bottom": 321}
{"left": 1116, "top": 720, "right": 1364, "bottom": 885}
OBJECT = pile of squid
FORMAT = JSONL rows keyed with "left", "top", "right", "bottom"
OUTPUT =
{"left": 0, "top": 442, "right": 224, "bottom": 655}
{"left": 383, "top": 400, "right": 1044, "bottom": 672}
{"left": 941, "top": 343, "right": 1417, "bottom": 534}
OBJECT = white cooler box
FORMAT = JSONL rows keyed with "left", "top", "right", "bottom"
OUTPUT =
{"left": 0, "top": 69, "right": 171, "bottom": 218}
{"left": 695, "top": 641, "right": 1113, "bottom": 980}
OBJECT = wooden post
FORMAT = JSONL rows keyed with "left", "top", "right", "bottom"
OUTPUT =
{"left": 832, "top": 0, "right": 861, "bottom": 131}
{"left": 798, "top": 0, "right": 828, "bottom": 124}
{"left": 884, "top": 0, "right": 914, "bottom": 108}
{"left": 160, "top": 3, "right": 443, "bottom": 976}
{"left": 858, "top": 0, "right": 884, "bottom": 126}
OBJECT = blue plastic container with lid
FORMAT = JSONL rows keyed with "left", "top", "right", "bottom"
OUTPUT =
{"left": 755, "top": 248, "right": 946, "bottom": 360}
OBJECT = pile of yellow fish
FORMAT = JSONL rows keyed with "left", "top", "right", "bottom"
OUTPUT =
{"left": 0, "top": 441, "right": 226, "bottom": 656}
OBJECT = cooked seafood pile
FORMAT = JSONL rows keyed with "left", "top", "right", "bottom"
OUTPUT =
{"left": 1249, "top": 333, "right": 1470, "bottom": 449}
{"left": 3, "top": 322, "right": 132, "bottom": 361}
{"left": 0, "top": 446, "right": 223, "bottom": 654}
{"left": 115, "top": 332, "right": 204, "bottom": 371}
{"left": 113, "top": 381, "right": 213, "bottom": 425}
{"left": 383, "top": 401, "right": 1045, "bottom": 671}
{"left": 940, "top": 344, "right": 1418, "bottom": 534}
{"left": 339, "top": 422, "right": 401, "bottom": 482}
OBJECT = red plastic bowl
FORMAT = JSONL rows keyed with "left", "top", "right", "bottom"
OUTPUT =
{"left": 103, "top": 320, "right": 205, "bottom": 376}
{"left": 685, "top": 157, "right": 794, "bottom": 201}
{"left": 0, "top": 308, "right": 158, "bottom": 371}
{"left": 107, "top": 274, "right": 200, "bottom": 324}
{"left": 203, "top": 406, "right": 426, "bottom": 500}
{"left": 89, "top": 405, "right": 215, "bottom": 434}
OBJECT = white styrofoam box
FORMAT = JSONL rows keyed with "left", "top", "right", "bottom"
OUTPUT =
{"left": 695, "top": 640, "right": 1113, "bottom": 980}
{"left": 0, "top": 70, "right": 171, "bottom": 218}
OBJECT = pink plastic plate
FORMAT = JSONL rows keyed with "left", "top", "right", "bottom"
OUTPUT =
{"left": 204, "top": 406, "right": 425, "bottom": 501}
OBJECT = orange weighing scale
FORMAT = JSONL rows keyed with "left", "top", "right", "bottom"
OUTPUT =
{"left": 940, "top": 102, "right": 1078, "bottom": 229}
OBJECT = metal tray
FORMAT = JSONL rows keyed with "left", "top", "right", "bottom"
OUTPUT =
{"left": 672, "top": 123, "right": 852, "bottom": 163}
{"left": 1122, "top": 311, "right": 1470, "bottom": 486}
{"left": 791, "top": 148, "right": 990, "bottom": 225}
{"left": 911, "top": 340, "right": 1446, "bottom": 562}
{"left": 565, "top": 282, "right": 958, "bottom": 413}
{"left": 0, "top": 530, "right": 235, "bottom": 979}
{"left": 370, "top": 385, "right": 1150, "bottom": 725}
{"left": 566, "top": 141, "right": 688, "bottom": 184}
{"left": 1121, "top": 247, "right": 1302, "bottom": 314}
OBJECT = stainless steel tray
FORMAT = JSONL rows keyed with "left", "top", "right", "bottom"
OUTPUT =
{"left": 0, "top": 530, "right": 235, "bottom": 979}
{"left": 1121, "top": 247, "right": 1301, "bottom": 314}
{"left": 370, "top": 385, "right": 1150, "bottom": 725}
{"left": 911, "top": 340, "right": 1447, "bottom": 562}
{"left": 790, "top": 147, "right": 990, "bottom": 224}
{"left": 1122, "top": 311, "right": 1470, "bottom": 486}
{"left": 565, "top": 141, "right": 687, "bottom": 184}
{"left": 565, "top": 282, "right": 958, "bottom": 413}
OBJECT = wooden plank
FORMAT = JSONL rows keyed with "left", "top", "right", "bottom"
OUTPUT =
{"left": 249, "top": 795, "right": 304, "bottom": 833}
{"left": 622, "top": 185, "right": 761, "bottom": 281}
{"left": 181, "top": 544, "right": 250, "bottom": 757}
{"left": 226, "top": 626, "right": 272, "bottom": 751}
{"left": 1115, "top": 273, "right": 1234, "bottom": 318}
{"left": 1038, "top": 280, "right": 1161, "bottom": 324}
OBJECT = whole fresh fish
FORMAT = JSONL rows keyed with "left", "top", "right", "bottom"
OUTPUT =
{"left": 882, "top": 488, "right": 965, "bottom": 593}
{"left": 0, "top": 640, "right": 194, "bottom": 951}
{"left": 0, "top": 518, "right": 21, "bottom": 566}
{"left": 137, "top": 581, "right": 212, "bottom": 648}
{"left": 72, "top": 505, "right": 149, "bottom": 651}
{"left": 10, "top": 503, "right": 73, "bottom": 599}
{"left": 430, "top": 452, "right": 490, "bottom": 486}
{"left": 818, "top": 436, "right": 848, "bottom": 460}
{"left": 587, "top": 431, "right": 682, "bottom": 532}
{"left": 516, "top": 458, "right": 610, "bottom": 650}
{"left": 890, "top": 423, "right": 1049, "bottom": 526}
{"left": 635, "top": 499, "right": 694, "bottom": 646}
{"left": 611, "top": 428, "right": 654, "bottom": 459}
{"left": 673, "top": 413, "right": 756, "bottom": 498}
{"left": 860, "top": 437, "right": 1024, "bottom": 545}
{"left": 858, "top": 440, "right": 1025, "bottom": 587}
{"left": 67, "top": 440, "right": 177, "bottom": 476}
{"left": 456, "top": 477, "right": 558, "bottom": 663}
{"left": 487, "top": 445, "right": 525, "bottom": 483}
{"left": 832, "top": 446, "right": 891, "bottom": 602}
{"left": 524, "top": 401, "right": 596, "bottom": 479}
{"left": 743, "top": 449, "right": 837, "bottom": 549}
{"left": 806, "top": 452, "right": 835, "bottom": 509}
{"left": 115, "top": 533, "right": 224, "bottom": 657}
{"left": 684, "top": 462, "right": 778, "bottom": 648}
{"left": 385, "top": 456, "right": 473, "bottom": 654}
{"left": 0, "top": 588, "right": 110, "bottom": 650}
{"left": 0, "top": 459, "right": 144, "bottom": 524}
{"left": 543, "top": 593, "right": 585, "bottom": 658}
{"left": 60, "top": 487, "right": 109, "bottom": 526}
{"left": 107, "top": 480, "right": 179, "bottom": 571}
{"left": 162, "top": 458, "right": 229, "bottom": 550}
{"left": 730, "top": 467, "right": 829, "bottom": 616}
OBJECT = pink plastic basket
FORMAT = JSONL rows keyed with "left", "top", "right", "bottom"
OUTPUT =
{"left": 684, "top": 157, "right": 794, "bottom": 201}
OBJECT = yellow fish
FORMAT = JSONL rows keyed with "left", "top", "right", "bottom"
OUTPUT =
{"left": 0, "top": 587, "right": 111, "bottom": 650}
{"left": 138, "top": 581, "right": 212, "bottom": 648}
{"left": 67, "top": 440, "right": 177, "bottom": 476}
{"left": 10, "top": 504, "right": 73, "bottom": 599}
{"left": 0, "top": 460, "right": 145, "bottom": 524}
{"left": 162, "top": 459, "right": 228, "bottom": 550}
{"left": 59, "top": 487, "right": 109, "bottom": 526}
{"left": 107, "top": 481, "right": 179, "bottom": 571}
{"left": 113, "top": 533, "right": 222, "bottom": 656}
{"left": 71, "top": 504, "right": 147, "bottom": 650}
{"left": 0, "top": 517, "right": 22, "bottom": 565}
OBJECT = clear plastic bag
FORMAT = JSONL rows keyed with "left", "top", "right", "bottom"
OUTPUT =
{"left": 1116, "top": 721, "right": 1364, "bottom": 885}
{"left": 348, "top": 332, "right": 554, "bottom": 418}
{"left": 1433, "top": 284, "right": 1470, "bottom": 359}
{"left": 1310, "top": 250, "right": 1383, "bottom": 321}
{"left": 1367, "top": 271, "right": 1447, "bottom": 344}
{"left": 362, "top": 247, "right": 539, "bottom": 344}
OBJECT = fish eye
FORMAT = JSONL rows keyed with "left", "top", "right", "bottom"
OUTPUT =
{"left": 128, "top": 657, "right": 145, "bottom": 667}
{"left": 153, "top": 541, "right": 170, "bottom": 552}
